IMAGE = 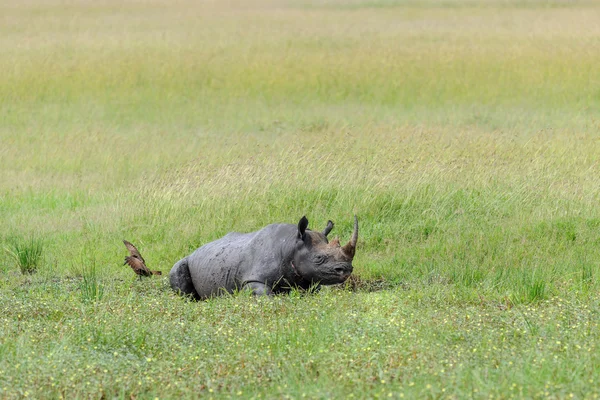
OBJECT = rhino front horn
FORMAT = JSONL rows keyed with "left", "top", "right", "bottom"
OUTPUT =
{"left": 342, "top": 215, "right": 358, "bottom": 259}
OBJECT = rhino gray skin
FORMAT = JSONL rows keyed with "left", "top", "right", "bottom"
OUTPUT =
{"left": 169, "top": 216, "right": 358, "bottom": 299}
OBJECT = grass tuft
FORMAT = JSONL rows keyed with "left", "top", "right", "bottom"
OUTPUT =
{"left": 5, "top": 236, "right": 44, "bottom": 275}
{"left": 513, "top": 269, "right": 548, "bottom": 304}
{"left": 78, "top": 257, "right": 105, "bottom": 303}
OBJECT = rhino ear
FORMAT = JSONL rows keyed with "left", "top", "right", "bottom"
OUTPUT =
{"left": 298, "top": 216, "right": 309, "bottom": 240}
{"left": 322, "top": 220, "right": 334, "bottom": 237}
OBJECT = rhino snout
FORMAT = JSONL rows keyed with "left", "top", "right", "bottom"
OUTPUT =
{"left": 334, "top": 265, "right": 352, "bottom": 274}
{"left": 331, "top": 264, "right": 353, "bottom": 282}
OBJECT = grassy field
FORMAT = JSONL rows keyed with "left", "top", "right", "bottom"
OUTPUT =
{"left": 1, "top": 0, "right": 600, "bottom": 398}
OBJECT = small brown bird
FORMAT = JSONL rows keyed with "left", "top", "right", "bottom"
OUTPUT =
{"left": 123, "top": 240, "right": 162, "bottom": 279}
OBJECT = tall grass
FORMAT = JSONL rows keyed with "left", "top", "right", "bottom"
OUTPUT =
{"left": 78, "top": 257, "right": 105, "bottom": 304}
{"left": 5, "top": 237, "right": 44, "bottom": 275}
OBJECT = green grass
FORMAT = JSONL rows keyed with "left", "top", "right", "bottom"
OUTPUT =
{"left": 4, "top": 237, "right": 44, "bottom": 275}
{"left": 78, "top": 256, "right": 105, "bottom": 304}
{"left": 1, "top": 0, "right": 600, "bottom": 398}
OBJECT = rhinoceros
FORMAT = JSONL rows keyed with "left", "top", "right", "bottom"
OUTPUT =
{"left": 169, "top": 216, "right": 358, "bottom": 299}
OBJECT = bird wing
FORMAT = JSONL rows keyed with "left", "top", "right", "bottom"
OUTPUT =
{"left": 125, "top": 256, "right": 152, "bottom": 276}
{"left": 123, "top": 240, "right": 146, "bottom": 264}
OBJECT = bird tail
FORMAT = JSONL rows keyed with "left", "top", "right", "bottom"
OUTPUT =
{"left": 152, "top": 270, "right": 162, "bottom": 275}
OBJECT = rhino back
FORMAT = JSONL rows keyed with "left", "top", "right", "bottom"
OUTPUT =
{"left": 185, "top": 232, "right": 252, "bottom": 297}
{"left": 185, "top": 224, "right": 296, "bottom": 298}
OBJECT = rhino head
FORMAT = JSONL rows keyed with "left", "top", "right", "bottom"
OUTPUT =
{"left": 291, "top": 215, "right": 358, "bottom": 285}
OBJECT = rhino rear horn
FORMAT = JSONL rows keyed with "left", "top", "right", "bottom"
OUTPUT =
{"left": 342, "top": 215, "right": 358, "bottom": 258}
{"left": 298, "top": 216, "right": 309, "bottom": 240}
{"left": 322, "top": 220, "right": 334, "bottom": 237}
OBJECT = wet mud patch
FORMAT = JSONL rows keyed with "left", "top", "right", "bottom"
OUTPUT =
{"left": 339, "top": 275, "right": 408, "bottom": 293}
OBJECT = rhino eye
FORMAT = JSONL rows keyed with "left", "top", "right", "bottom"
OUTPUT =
{"left": 314, "top": 255, "right": 326, "bottom": 264}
